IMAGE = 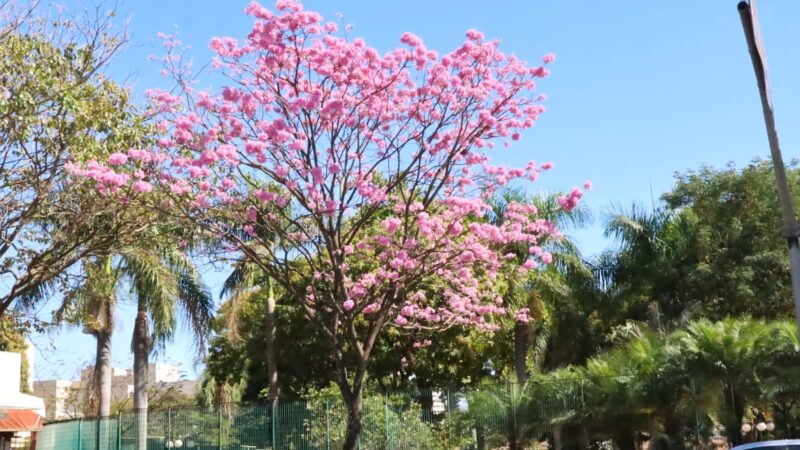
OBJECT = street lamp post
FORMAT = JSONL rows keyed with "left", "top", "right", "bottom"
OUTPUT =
{"left": 741, "top": 409, "right": 775, "bottom": 442}
{"left": 738, "top": 0, "right": 800, "bottom": 338}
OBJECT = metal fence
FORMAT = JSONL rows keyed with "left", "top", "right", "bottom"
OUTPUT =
{"left": 34, "top": 380, "right": 800, "bottom": 450}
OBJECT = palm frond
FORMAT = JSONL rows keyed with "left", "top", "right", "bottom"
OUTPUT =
{"left": 158, "top": 246, "right": 213, "bottom": 352}
{"left": 16, "top": 276, "right": 58, "bottom": 312}
{"left": 122, "top": 248, "right": 180, "bottom": 350}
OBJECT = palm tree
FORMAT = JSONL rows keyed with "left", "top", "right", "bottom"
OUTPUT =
{"left": 56, "top": 255, "right": 117, "bottom": 419}
{"left": 124, "top": 244, "right": 213, "bottom": 450}
{"left": 58, "top": 241, "right": 212, "bottom": 450}
{"left": 488, "top": 190, "right": 592, "bottom": 385}
{"left": 604, "top": 205, "right": 705, "bottom": 329}
{"left": 216, "top": 196, "right": 287, "bottom": 408}
{"left": 219, "top": 257, "right": 280, "bottom": 407}
{"left": 673, "top": 318, "right": 776, "bottom": 447}
{"left": 466, "top": 382, "right": 537, "bottom": 450}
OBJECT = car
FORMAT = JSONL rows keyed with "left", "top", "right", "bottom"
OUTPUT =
{"left": 733, "top": 440, "right": 800, "bottom": 450}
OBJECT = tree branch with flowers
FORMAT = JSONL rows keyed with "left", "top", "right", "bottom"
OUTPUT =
{"left": 68, "top": 1, "right": 587, "bottom": 447}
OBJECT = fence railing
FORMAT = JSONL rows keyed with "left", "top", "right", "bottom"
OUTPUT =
{"left": 35, "top": 380, "right": 800, "bottom": 450}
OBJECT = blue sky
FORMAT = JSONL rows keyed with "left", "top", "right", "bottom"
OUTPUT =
{"left": 30, "top": 0, "right": 800, "bottom": 382}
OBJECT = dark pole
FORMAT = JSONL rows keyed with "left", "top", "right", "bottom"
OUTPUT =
{"left": 738, "top": 0, "right": 800, "bottom": 337}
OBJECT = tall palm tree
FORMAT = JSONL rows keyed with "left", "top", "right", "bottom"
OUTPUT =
{"left": 123, "top": 245, "right": 213, "bottom": 450}
{"left": 216, "top": 196, "right": 287, "bottom": 408}
{"left": 58, "top": 241, "right": 212, "bottom": 450}
{"left": 219, "top": 258, "right": 280, "bottom": 407}
{"left": 488, "top": 190, "right": 592, "bottom": 385}
{"left": 603, "top": 205, "right": 705, "bottom": 328}
{"left": 56, "top": 255, "right": 117, "bottom": 419}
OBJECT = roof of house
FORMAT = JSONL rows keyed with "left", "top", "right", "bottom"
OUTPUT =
{"left": 0, "top": 410, "right": 43, "bottom": 432}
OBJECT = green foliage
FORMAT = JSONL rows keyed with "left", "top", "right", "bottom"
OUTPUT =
{"left": 304, "top": 385, "right": 440, "bottom": 450}
{"left": 0, "top": 313, "right": 31, "bottom": 393}
{"left": 523, "top": 318, "right": 800, "bottom": 449}
{"left": 0, "top": 8, "right": 151, "bottom": 317}
{"left": 56, "top": 240, "right": 213, "bottom": 352}
{"left": 605, "top": 160, "right": 799, "bottom": 325}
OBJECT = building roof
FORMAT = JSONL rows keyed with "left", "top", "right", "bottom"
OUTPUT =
{"left": 0, "top": 391, "right": 45, "bottom": 413}
{"left": 0, "top": 410, "right": 43, "bottom": 432}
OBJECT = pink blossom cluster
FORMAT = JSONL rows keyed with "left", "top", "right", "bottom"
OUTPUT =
{"left": 68, "top": 0, "right": 588, "bottom": 335}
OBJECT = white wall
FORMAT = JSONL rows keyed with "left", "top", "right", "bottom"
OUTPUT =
{"left": 0, "top": 351, "right": 21, "bottom": 394}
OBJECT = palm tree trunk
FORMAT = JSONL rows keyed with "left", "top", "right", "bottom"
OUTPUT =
{"left": 614, "top": 430, "right": 637, "bottom": 450}
{"left": 94, "top": 322, "right": 113, "bottom": 450}
{"left": 264, "top": 278, "right": 279, "bottom": 408}
{"left": 724, "top": 383, "right": 746, "bottom": 447}
{"left": 133, "top": 309, "right": 150, "bottom": 450}
{"left": 476, "top": 425, "right": 486, "bottom": 450}
{"left": 94, "top": 324, "right": 113, "bottom": 417}
{"left": 580, "top": 425, "right": 591, "bottom": 449}
{"left": 552, "top": 426, "right": 563, "bottom": 450}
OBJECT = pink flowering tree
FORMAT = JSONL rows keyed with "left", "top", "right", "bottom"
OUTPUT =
{"left": 68, "top": 1, "right": 587, "bottom": 447}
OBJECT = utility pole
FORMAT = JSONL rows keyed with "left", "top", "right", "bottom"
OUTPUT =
{"left": 738, "top": 0, "right": 800, "bottom": 336}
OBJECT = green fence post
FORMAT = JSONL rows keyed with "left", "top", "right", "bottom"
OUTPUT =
{"left": 691, "top": 378, "right": 700, "bottom": 444}
{"left": 271, "top": 403, "right": 277, "bottom": 450}
{"left": 117, "top": 412, "right": 122, "bottom": 450}
{"left": 218, "top": 407, "right": 223, "bottom": 450}
{"left": 446, "top": 389, "right": 451, "bottom": 450}
{"left": 384, "top": 392, "right": 390, "bottom": 450}
{"left": 78, "top": 418, "right": 83, "bottom": 450}
{"left": 580, "top": 379, "right": 585, "bottom": 406}
{"left": 325, "top": 399, "right": 330, "bottom": 450}
{"left": 168, "top": 407, "right": 173, "bottom": 447}
{"left": 511, "top": 383, "right": 517, "bottom": 447}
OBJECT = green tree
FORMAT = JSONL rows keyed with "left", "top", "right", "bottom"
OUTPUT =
{"left": 674, "top": 318, "right": 780, "bottom": 447}
{"left": 205, "top": 266, "right": 497, "bottom": 401}
{"left": 605, "top": 160, "right": 800, "bottom": 326}
{"left": 0, "top": 313, "right": 32, "bottom": 393}
{"left": 488, "top": 190, "right": 593, "bottom": 384}
{"left": 0, "top": 4, "right": 150, "bottom": 319}
{"left": 528, "top": 318, "right": 800, "bottom": 450}
{"left": 127, "top": 242, "right": 213, "bottom": 450}
{"left": 219, "top": 258, "right": 281, "bottom": 407}
{"left": 57, "top": 256, "right": 117, "bottom": 419}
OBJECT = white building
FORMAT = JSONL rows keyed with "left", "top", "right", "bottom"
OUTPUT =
{"left": 34, "top": 363, "right": 197, "bottom": 420}
{"left": 29, "top": 380, "right": 80, "bottom": 421}
{"left": 0, "top": 351, "right": 45, "bottom": 450}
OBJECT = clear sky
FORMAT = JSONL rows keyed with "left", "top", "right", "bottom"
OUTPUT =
{"left": 29, "top": 0, "right": 800, "bottom": 382}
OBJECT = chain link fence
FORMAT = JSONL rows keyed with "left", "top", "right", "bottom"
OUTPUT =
{"left": 35, "top": 379, "right": 800, "bottom": 450}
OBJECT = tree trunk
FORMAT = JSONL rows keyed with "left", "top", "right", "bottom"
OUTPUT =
{"left": 580, "top": 425, "right": 591, "bottom": 449}
{"left": 94, "top": 327, "right": 113, "bottom": 417}
{"left": 514, "top": 319, "right": 530, "bottom": 385}
{"left": 341, "top": 389, "right": 363, "bottom": 450}
{"left": 264, "top": 278, "right": 279, "bottom": 408}
{"left": 508, "top": 424, "right": 519, "bottom": 450}
{"left": 662, "top": 415, "right": 686, "bottom": 450}
{"left": 613, "top": 430, "right": 637, "bottom": 450}
{"left": 476, "top": 425, "right": 486, "bottom": 450}
{"left": 133, "top": 310, "right": 150, "bottom": 450}
{"left": 333, "top": 300, "right": 386, "bottom": 450}
{"left": 94, "top": 325, "right": 113, "bottom": 450}
{"left": 552, "top": 426, "right": 563, "bottom": 450}
{"left": 724, "top": 383, "right": 746, "bottom": 448}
